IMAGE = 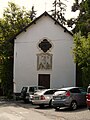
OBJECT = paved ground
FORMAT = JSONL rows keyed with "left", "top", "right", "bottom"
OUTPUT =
{"left": 0, "top": 101, "right": 53, "bottom": 120}
{"left": 0, "top": 100, "right": 90, "bottom": 120}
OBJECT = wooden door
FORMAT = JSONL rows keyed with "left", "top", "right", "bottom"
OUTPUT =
{"left": 38, "top": 74, "right": 50, "bottom": 88}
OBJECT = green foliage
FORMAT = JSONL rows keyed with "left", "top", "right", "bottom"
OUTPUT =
{"left": 50, "top": 0, "right": 67, "bottom": 25}
{"left": 2, "top": 2, "right": 32, "bottom": 40}
{"left": 0, "top": 2, "right": 36, "bottom": 97}
{"left": 67, "top": 0, "right": 90, "bottom": 87}
{"left": 0, "top": 58, "right": 13, "bottom": 96}
{"left": 73, "top": 32, "right": 90, "bottom": 87}
{"left": 68, "top": 0, "right": 90, "bottom": 36}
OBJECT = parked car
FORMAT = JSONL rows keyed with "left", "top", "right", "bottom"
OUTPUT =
{"left": 52, "top": 87, "right": 86, "bottom": 110}
{"left": 21, "top": 86, "right": 45, "bottom": 103}
{"left": 32, "top": 89, "right": 59, "bottom": 108}
{"left": 86, "top": 84, "right": 90, "bottom": 110}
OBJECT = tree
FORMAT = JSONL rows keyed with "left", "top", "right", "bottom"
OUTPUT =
{"left": 50, "top": 0, "right": 67, "bottom": 25}
{"left": 29, "top": 6, "right": 36, "bottom": 20}
{"left": 0, "top": 18, "right": 14, "bottom": 97}
{"left": 73, "top": 32, "right": 90, "bottom": 87}
{"left": 67, "top": 0, "right": 90, "bottom": 87}
{"left": 0, "top": 2, "right": 36, "bottom": 97}
{"left": 67, "top": 0, "right": 90, "bottom": 36}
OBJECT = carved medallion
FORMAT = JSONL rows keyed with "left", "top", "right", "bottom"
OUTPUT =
{"left": 37, "top": 53, "right": 52, "bottom": 70}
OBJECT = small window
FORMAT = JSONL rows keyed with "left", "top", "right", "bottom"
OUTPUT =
{"left": 38, "top": 39, "right": 52, "bottom": 52}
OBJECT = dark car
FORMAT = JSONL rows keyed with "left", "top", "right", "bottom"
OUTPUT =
{"left": 52, "top": 87, "right": 86, "bottom": 110}
{"left": 86, "top": 84, "right": 90, "bottom": 110}
{"left": 21, "top": 86, "right": 45, "bottom": 103}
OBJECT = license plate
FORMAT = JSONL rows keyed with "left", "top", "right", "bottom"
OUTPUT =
{"left": 35, "top": 97, "right": 39, "bottom": 100}
{"left": 55, "top": 96, "right": 61, "bottom": 100}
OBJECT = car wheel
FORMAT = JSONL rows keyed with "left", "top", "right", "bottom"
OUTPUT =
{"left": 39, "top": 104, "right": 44, "bottom": 108}
{"left": 70, "top": 101, "right": 77, "bottom": 110}
{"left": 54, "top": 107, "right": 60, "bottom": 111}
{"left": 49, "top": 100, "right": 53, "bottom": 107}
{"left": 24, "top": 99, "right": 29, "bottom": 103}
{"left": 88, "top": 107, "right": 90, "bottom": 110}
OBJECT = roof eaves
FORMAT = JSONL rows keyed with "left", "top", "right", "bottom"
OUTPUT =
{"left": 9, "top": 11, "right": 73, "bottom": 42}
{"left": 46, "top": 13, "right": 73, "bottom": 36}
{"left": 9, "top": 12, "right": 48, "bottom": 42}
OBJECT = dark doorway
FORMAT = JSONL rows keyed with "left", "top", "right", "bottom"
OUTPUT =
{"left": 38, "top": 74, "right": 50, "bottom": 88}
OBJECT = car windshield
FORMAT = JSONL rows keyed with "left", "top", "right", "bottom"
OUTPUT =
{"left": 87, "top": 88, "right": 90, "bottom": 93}
{"left": 79, "top": 88, "right": 86, "bottom": 93}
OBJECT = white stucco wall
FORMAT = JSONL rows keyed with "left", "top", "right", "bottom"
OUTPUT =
{"left": 13, "top": 15, "right": 76, "bottom": 93}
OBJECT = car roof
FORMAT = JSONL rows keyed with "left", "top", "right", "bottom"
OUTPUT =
{"left": 54, "top": 87, "right": 83, "bottom": 95}
{"left": 22, "top": 85, "right": 45, "bottom": 88}
{"left": 34, "top": 89, "right": 57, "bottom": 94}
{"left": 59, "top": 87, "right": 80, "bottom": 91}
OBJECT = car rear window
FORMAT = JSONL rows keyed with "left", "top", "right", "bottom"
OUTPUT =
{"left": 21, "top": 87, "right": 28, "bottom": 92}
{"left": 54, "top": 90, "right": 66, "bottom": 95}
{"left": 44, "top": 90, "right": 59, "bottom": 95}
{"left": 29, "top": 87, "right": 37, "bottom": 92}
{"left": 70, "top": 88, "right": 81, "bottom": 93}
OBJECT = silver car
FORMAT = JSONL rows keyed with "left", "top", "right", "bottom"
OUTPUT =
{"left": 32, "top": 89, "right": 59, "bottom": 108}
{"left": 52, "top": 87, "right": 86, "bottom": 110}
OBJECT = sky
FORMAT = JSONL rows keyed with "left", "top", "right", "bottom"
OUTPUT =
{"left": 0, "top": 0, "right": 79, "bottom": 19}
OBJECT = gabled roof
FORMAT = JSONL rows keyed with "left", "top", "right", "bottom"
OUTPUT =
{"left": 9, "top": 11, "right": 73, "bottom": 42}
